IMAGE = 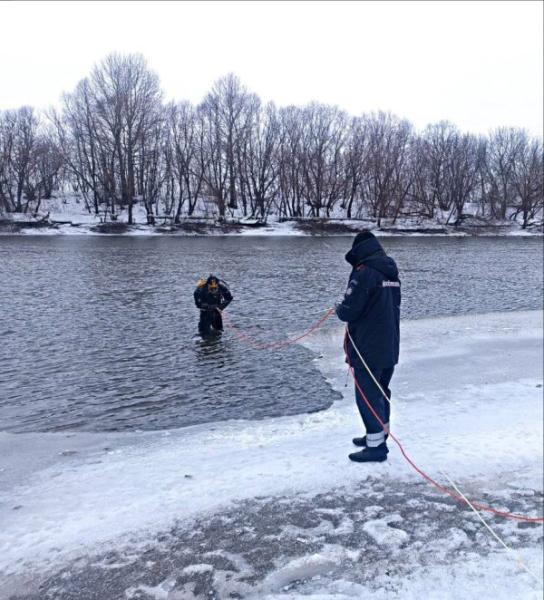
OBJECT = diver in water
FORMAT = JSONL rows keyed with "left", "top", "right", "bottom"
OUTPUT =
{"left": 194, "top": 275, "right": 233, "bottom": 337}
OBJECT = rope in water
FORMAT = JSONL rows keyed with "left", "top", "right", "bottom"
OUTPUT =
{"left": 222, "top": 307, "right": 335, "bottom": 350}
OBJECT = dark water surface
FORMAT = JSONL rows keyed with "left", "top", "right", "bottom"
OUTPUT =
{"left": 0, "top": 236, "right": 542, "bottom": 433}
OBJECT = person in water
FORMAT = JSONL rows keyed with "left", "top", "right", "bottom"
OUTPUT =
{"left": 335, "top": 231, "right": 401, "bottom": 463}
{"left": 194, "top": 275, "right": 233, "bottom": 336}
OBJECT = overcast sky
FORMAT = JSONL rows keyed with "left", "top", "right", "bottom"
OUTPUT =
{"left": 1, "top": 0, "right": 542, "bottom": 135}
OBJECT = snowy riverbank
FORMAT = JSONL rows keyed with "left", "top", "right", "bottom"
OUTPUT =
{"left": 1, "top": 196, "right": 542, "bottom": 237}
{"left": 1, "top": 216, "right": 542, "bottom": 238}
{"left": 0, "top": 310, "right": 543, "bottom": 598}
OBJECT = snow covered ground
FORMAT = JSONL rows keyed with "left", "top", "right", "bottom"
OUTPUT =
{"left": 1, "top": 195, "right": 541, "bottom": 237}
{"left": 3, "top": 217, "right": 540, "bottom": 238}
{"left": 0, "top": 311, "right": 542, "bottom": 599}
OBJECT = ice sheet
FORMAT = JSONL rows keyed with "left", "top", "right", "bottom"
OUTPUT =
{"left": 0, "top": 311, "right": 542, "bottom": 592}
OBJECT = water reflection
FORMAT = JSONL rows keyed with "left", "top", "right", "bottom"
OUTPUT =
{"left": 193, "top": 334, "right": 226, "bottom": 359}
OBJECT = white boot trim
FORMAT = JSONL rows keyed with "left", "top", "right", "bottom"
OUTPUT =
{"left": 366, "top": 431, "right": 385, "bottom": 447}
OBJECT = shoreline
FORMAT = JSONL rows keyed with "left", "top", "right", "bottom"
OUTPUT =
{"left": 0, "top": 218, "right": 542, "bottom": 238}
{"left": 1, "top": 310, "right": 542, "bottom": 596}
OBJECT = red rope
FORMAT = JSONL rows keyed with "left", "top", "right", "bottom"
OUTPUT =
{"left": 222, "top": 307, "right": 543, "bottom": 523}
{"left": 223, "top": 308, "right": 335, "bottom": 350}
{"left": 345, "top": 337, "right": 544, "bottom": 524}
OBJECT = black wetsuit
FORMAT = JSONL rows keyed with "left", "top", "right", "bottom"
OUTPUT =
{"left": 194, "top": 279, "right": 233, "bottom": 336}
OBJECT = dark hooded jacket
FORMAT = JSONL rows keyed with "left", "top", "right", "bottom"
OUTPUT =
{"left": 336, "top": 236, "right": 401, "bottom": 369}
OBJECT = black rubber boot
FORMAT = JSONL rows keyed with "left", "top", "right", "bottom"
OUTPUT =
{"left": 352, "top": 434, "right": 389, "bottom": 447}
{"left": 349, "top": 442, "right": 389, "bottom": 463}
{"left": 352, "top": 436, "right": 367, "bottom": 447}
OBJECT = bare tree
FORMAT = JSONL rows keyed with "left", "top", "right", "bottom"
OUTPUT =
{"left": 0, "top": 111, "right": 17, "bottom": 212}
{"left": 419, "top": 121, "right": 458, "bottom": 216}
{"left": 362, "top": 112, "right": 412, "bottom": 226}
{"left": 26, "top": 131, "right": 63, "bottom": 213}
{"left": 276, "top": 106, "right": 306, "bottom": 218}
{"left": 447, "top": 132, "right": 483, "bottom": 225}
{"left": 511, "top": 133, "right": 543, "bottom": 228}
{"left": 483, "top": 128, "right": 526, "bottom": 219}
{"left": 199, "top": 74, "right": 256, "bottom": 218}
{"left": 10, "top": 107, "right": 40, "bottom": 212}
{"left": 299, "top": 103, "right": 348, "bottom": 217}
{"left": 236, "top": 101, "right": 280, "bottom": 219}
{"left": 137, "top": 112, "right": 168, "bottom": 223}
{"left": 342, "top": 116, "right": 369, "bottom": 219}
{"left": 0, "top": 107, "right": 61, "bottom": 215}
{"left": 407, "top": 136, "right": 436, "bottom": 219}
{"left": 2, "top": 58, "right": 540, "bottom": 228}
{"left": 90, "top": 53, "right": 163, "bottom": 224}
{"left": 54, "top": 78, "right": 116, "bottom": 216}
{"left": 198, "top": 100, "right": 229, "bottom": 218}
{"left": 165, "top": 102, "right": 206, "bottom": 220}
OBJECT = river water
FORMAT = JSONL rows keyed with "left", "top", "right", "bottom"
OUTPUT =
{"left": 0, "top": 236, "right": 542, "bottom": 433}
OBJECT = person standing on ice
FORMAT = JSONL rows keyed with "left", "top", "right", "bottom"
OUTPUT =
{"left": 335, "top": 231, "right": 401, "bottom": 463}
{"left": 194, "top": 275, "right": 233, "bottom": 337}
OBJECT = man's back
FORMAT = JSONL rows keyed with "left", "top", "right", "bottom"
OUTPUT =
{"left": 336, "top": 235, "right": 401, "bottom": 370}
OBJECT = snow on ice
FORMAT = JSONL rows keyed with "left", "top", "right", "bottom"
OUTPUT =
{"left": 0, "top": 310, "right": 542, "bottom": 598}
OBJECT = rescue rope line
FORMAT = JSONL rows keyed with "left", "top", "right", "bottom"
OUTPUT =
{"left": 222, "top": 308, "right": 335, "bottom": 350}
{"left": 345, "top": 328, "right": 544, "bottom": 524}
{"left": 221, "top": 307, "right": 543, "bottom": 524}
{"left": 440, "top": 469, "right": 543, "bottom": 585}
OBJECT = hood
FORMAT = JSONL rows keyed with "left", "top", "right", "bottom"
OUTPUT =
{"left": 345, "top": 236, "right": 399, "bottom": 279}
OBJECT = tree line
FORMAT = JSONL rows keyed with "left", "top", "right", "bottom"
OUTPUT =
{"left": 0, "top": 53, "right": 542, "bottom": 228}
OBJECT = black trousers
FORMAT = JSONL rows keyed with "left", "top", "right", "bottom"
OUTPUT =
{"left": 198, "top": 309, "right": 223, "bottom": 336}
{"left": 354, "top": 364, "right": 394, "bottom": 443}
